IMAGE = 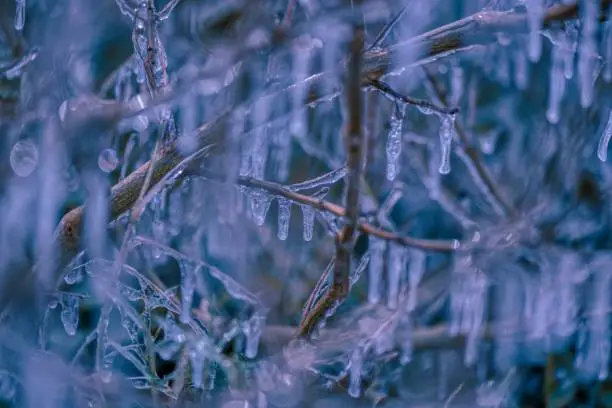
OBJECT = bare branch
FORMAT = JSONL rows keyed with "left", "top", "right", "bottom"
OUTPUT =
{"left": 367, "top": 77, "right": 459, "bottom": 116}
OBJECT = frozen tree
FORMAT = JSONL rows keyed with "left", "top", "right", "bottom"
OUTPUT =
{"left": 0, "top": 0, "right": 611, "bottom": 406}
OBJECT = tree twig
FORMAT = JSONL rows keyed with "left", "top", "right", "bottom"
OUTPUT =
{"left": 297, "top": 17, "right": 367, "bottom": 339}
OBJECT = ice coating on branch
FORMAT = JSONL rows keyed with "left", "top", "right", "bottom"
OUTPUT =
{"left": 386, "top": 102, "right": 406, "bottom": 181}
{"left": 289, "top": 166, "right": 348, "bottom": 192}
{"left": 597, "top": 110, "right": 612, "bottom": 162}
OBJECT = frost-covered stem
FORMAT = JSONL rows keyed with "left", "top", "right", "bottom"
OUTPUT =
{"left": 423, "top": 67, "right": 514, "bottom": 218}
{"left": 364, "top": 0, "right": 611, "bottom": 78}
{"left": 234, "top": 175, "right": 458, "bottom": 251}
{"left": 367, "top": 78, "right": 459, "bottom": 116}
{"left": 297, "top": 22, "right": 367, "bottom": 339}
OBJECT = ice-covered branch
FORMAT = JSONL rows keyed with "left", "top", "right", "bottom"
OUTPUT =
{"left": 363, "top": 0, "right": 611, "bottom": 78}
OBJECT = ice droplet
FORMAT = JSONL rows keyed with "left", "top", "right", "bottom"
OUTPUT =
{"left": 10, "top": 140, "right": 38, "bottom": 177}
{"left": 98, "top": 149, "right": 119, "bottom": 173}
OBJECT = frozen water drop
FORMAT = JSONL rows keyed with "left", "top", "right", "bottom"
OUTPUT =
{"left": 10, "top": 139, "right": 38, "bottom": 177}
{"left": 98, "top": 149, "right": 119, "bottom": 173}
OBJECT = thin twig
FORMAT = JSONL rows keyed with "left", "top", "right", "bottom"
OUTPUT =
{"left": 367, "top": 77, "right": 459, "bottom": 116}
{"left": 297, "top": 16, "right": 367, "bottom": 339}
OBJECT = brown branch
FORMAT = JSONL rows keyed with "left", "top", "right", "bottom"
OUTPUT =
{"left": 297, "top": 19, "right": 367, "bottom": 339}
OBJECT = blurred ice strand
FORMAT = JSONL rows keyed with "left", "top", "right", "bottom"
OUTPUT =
{"left": 604, "top": 8, "right": 612, "bottom": 81}
{"left": 438, "top": 114, "right": 455, "bottom": 175}
{"left": 525, "top": 0, "right": 544, "bottom": 62}
{"left": 578, "top": 0, "right": 597, "bottom": 108}
{"left": 597, "top": 110, "right": 612, "bottom": 162}
{"left": 450, "top": 61, "right": 464, "bottom": 105}
{"left": 0, "top": 371, "right": 16, "bottom": 402}
{"left": 575, "top": 254, "right": 612, "bottom": 380}
{"left": 386, "top": 102, "right": 406, "bottom": 181}
{"left": 180, "top": 261, "right": 197, "bottom": 324}
{"left": 14, "top": 0, "right": 25, "bottom": 31}
{"left": 243, "top": 313, "right": 266, "bottom": 359}
{"left": 277, "top": 198, "right": 291, "bottom": 240}
{"left": 60, "top": 294, "right": 79, "bottom": 336}
{"left": 10, "top": 139, "right": 38, "bottom": 177}
{"left": 450, "top": 255, "right": 488, "bottom": 366}
{"left": 513, "top": 45, "right": 528, "bottom": 90}
{"left": 563, "top": 23, "right": 578, "bottom": 80}
{"left": 387, "top": 242, "right": 407, "bottom": 310}
{"left": 408, "top": 250, "right": 425, "bottom": 312}
{"left": 290, "top": 36, "right": 314, "bottom": 139}
{"left": 546, "top": 37, "right": 566, "bottom": 124}
{"left": 348, "top": 344, "right": 365, "bottom": 398}
{"left": 2, "top": 46, "right": 38, "bottom": 79}
{"left": 367, "top": 236, "right": 385, "bottom": 304}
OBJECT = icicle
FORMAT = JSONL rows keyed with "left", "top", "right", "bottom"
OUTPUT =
{"left": 514, "top": 46, "right": 528, "bottom": 90}
{"left": 14, "top": 0, "right": 25, "bottom": 31}
{"left": 578, "top": 0, "right": 597, "bottom": 108}
{"left": 179, "top": 261, "right": 197, "bottom": 324}
{"left": 289, "top": 166, "right": 348, "bottom": 192}
{"left": 60, "top": 294, "right": 79, "bottom": 336}
{"left": 386, "top": 102, "right": 406, "bottom": 181}
{"left": 563, "top": 23, "right": 578, "bottom": 80}
{"left": 387, "top": 243, "right": 407, "bottom": 310}
{"left": 368, "top": 236, "right": 385, "bottom": 304}
{"left": 546, "top": 41, "right": 566, "bottom": 124}
{"left": 597, "top": 110, "right": 612, "bottom": 162}
{"left": 525, "top": 0, "right": 544, "bottom": 62}
{"left": 301, "top": 205, "right": 314, "bottom": 241}
{"left": 438, "top": 114, "right": 455, "bottom": 175}
{"left": 348, "top": 344, "right": 364, "bottom": 398}
{"left": 243, "top": 314, "right": 265, "bottom": 359}
{"left": 408, "top": 251, "right": 425, "bottom": 312}
{"left": 277, "top": 198, "right": 291, "bottom": 241}
{"left": 290, "top": 38, "right": 312, "bottom": 139}
{"left": 248, "top": 189, "right": 272, "bottom": 226}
